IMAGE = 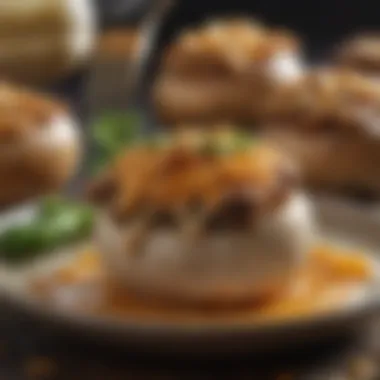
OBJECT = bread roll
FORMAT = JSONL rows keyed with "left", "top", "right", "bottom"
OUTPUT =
{"left": 154, "top": 18, "right": 304, "bottom": 125}
{"left": 0, "top": 0, "right": 96, "bottom": 84}
{"left": 336, "top": 34, "right": 380, "bottom": 76}
{"left": 0, "top": 83, "right": 81, "bottom": 206}
{"left": 90, "top": 130, "right": 315, "bottom": 306}
{"left": 263, "top": 69, "right": 380, "bottom": 194}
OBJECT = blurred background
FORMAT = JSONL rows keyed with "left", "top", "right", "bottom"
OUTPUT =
{"left": 31, "top": 0, "right": 379, "bottom": 184}
{"left": 32, "top": 0, "right": 380, "bottom": 102}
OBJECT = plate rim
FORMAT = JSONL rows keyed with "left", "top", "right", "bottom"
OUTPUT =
{"left": 0, "top": 196, "right": 380, "bottom": 340}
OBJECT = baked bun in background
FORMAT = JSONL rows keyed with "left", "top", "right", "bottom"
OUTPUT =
{"left": 0, "top": 83, "right": 81, "bottom": 206}
{"left": 0, "top": 0, "right": 96, "bottom": 84}
{"left": 336, "top": 33, "right": 380, "bottom": 76}
{"left": 263, "top": 69, "right": 380, "bottom": 194}
{"left": 89, "top": 129, "right": 315, "bottom": 306}
{"left": 153, "top": 18, "right": 305, "bottom": 125}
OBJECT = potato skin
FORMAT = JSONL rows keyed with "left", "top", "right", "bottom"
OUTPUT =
{"left": 0, "top": 0, "right": 96, "bottom": 84}
{"left": 336, "top": 34, "right": 380, "bottom": 76}
{"left": 265, "top": 130, "right": 380, "bottom": 195}
{"left": 0, "top": 116, "right": 81, "bottom": 208}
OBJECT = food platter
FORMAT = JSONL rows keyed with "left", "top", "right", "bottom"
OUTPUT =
{"left": 0, "top": 2, "right": 377, "bottom": 365}
{"left": 0, "top": 196, "right": 379, "bottom": 355}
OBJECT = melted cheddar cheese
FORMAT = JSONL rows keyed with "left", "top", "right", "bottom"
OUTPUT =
{"left": 31, "top": 244, "right": 374, "bottom": 322}
{"left": 96, "top": 131, "right": 292, "bottom": 216}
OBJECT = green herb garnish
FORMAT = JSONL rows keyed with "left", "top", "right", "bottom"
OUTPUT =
{"left": 0, "top": 197, "right": 94, "bottom": 264}
{"left": 91, "top": 110, "right": 142, "bottom": 174}
{"left": 199, "top": 132, "right": 256, "bottom": 157}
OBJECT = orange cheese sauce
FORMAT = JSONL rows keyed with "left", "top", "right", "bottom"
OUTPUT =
{"left": 31, "top": 245, "right": 373, "bottom": 325}
{"left": 109, "top": 133, "right": 286, "bottom": 213}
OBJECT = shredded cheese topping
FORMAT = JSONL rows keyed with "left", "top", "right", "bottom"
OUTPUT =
{"left": 90, "top": 130, "right": 295, "bottom": 220}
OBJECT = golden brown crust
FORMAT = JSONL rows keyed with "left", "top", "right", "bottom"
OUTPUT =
{"left": 261, "top": 69, "right": 380, "bottom": 195}
{"left": 154, "top": 73, "right": 273, "bottom": 124}
{"left": 161, "top": 18, "right": 300, "bottom": 78}
{"left": 0, "top": 83, "right": 65, "bottom": 143}
{"left": 0, "top": 84, "right": 79, "bottom": 207}
{"left": 263, "top": 68, "right": 380, "bottom": 138}
{"left": 0, "top": 141, "right": 79, "bottom": 207}
{"left": 336, "top": 34, "right": 380, "bottom": 74}
{"left": 0, "top": 1, "right": 72, "bottom": 38}
{"left": 154, "top": 18, "right": 301, "bottom": 125}
{"left": 266, "top": 129, "right": 380, "bottom": 195}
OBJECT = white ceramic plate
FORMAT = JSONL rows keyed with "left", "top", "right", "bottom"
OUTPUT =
{"left": 0, "top": 196, "right": 379, "bottom": 355}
